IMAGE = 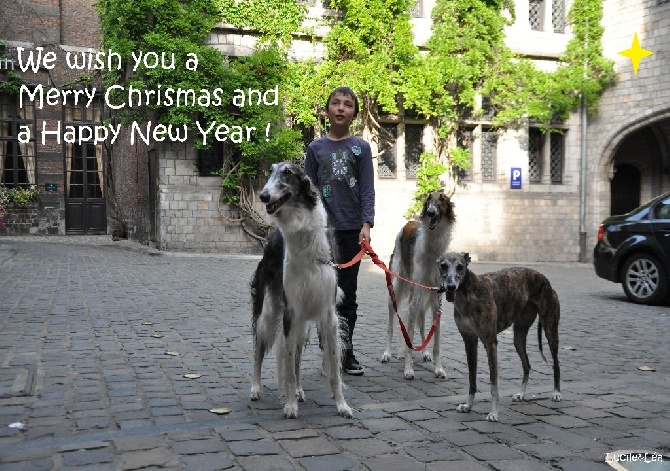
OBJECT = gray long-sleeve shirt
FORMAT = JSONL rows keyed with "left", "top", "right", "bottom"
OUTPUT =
{"left": 305, "top": 135, "right": 375, "bottom": 231}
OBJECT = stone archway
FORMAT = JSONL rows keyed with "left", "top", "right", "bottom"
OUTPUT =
{"left": 596, "top": 106, "right": 670, "bottom": 222}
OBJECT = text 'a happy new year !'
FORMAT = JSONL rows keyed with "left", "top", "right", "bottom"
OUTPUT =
{"left": 35, "top": 121, "right": 259, "bottom": 145}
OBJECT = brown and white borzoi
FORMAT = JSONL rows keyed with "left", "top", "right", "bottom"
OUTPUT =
{"left": 250, "top": 162, "right": 352, "bottom": 419}
{"left": 381, "top": 191, "right": 456, "bottom": 379}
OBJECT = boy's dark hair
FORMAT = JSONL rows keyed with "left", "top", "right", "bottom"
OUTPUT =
{"left": 326, "top": 86, "right": 359, "bottom": 118}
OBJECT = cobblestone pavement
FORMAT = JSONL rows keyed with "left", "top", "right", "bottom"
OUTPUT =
{"left": 0, "top": 237, "right": 668, "bottom": 471}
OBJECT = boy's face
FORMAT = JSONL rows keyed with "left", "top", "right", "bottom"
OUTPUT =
{"left": 327, "top": 92, "right": 356, "bottom": 128}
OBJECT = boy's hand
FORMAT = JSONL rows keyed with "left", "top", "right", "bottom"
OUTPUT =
{"left": 359, "top": 223, "right": 371, "bottom": 244}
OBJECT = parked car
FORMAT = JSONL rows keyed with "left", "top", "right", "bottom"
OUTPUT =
{"left": 594, "top": 191, "right": 670, "bottom": 305}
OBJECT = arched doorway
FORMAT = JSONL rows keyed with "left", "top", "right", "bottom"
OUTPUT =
{"left": 610, "top": 163, "right": 641, "bottom": 215}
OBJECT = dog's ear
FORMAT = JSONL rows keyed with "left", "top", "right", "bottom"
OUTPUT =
{"left": 300, "top": 172, "right": 318, "bottom": 204}
{"left": 463, "top": 252, "right": 471, "bottom": 266}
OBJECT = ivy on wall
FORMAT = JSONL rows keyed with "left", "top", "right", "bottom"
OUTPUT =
{"left": 95, "top": 0, "right": 615, "bottom": 228}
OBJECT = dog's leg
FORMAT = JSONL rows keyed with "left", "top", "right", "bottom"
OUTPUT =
{"left": 483, "top": 338, "right": 500, "bottom": 422}
{"left": 295, "top": 338, "right": 305, "bottom": 403}
{"left": 457, "top": 332, "right": 478, "bottom": 414}
{"left": 404, "top": 293, "right": 419, "bottom": 379}
{"left": 432, "top": 304, "right": 446, "bottom": 379}
{"left": 319, "top": 310, "right": 353, "bottom": 418}
{"left": 419, "top": 303, "right": 431, "bottom": 363}
{"left": 543, "top": 293, "right": 562, "bottom": 402}
{"left": 282, "top": 338, "right": 300, "bottom": 419}
{"left": 512, "top": 320, "right": 533, "bottom": 402}
{"left": 381, "top": 287, "right": 396, "bottom": 363}
{"left": 251, "top": 339, "right": 265, "bottom": 400}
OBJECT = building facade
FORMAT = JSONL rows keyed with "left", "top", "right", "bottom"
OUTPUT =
{"left": 2, "top": 0, "right": 669, "bottom": 262}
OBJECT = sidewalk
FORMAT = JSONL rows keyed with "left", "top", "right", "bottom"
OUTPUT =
{"left": 0, "top": 237, "right": 668, "bottom": 470}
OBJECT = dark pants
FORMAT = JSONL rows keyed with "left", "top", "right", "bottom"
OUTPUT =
{"left": 334, "top": 230, "right": 361, "bottom": 350}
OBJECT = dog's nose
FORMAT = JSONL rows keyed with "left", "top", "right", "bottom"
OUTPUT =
{"left": 260, "top": 191, "right": 270, "bottom": 203}
{"left": 426, "top": 206, "right": 437, "bottom": 217}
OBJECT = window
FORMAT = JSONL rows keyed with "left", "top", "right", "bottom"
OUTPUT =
{"left": 0, "top": 93, "right": 36, "bottom": 188}
{"left": 197, "top": 142, "right": 223, "bottom": 177}
{"left": 456, "top": 127, "right": 474, "bottom": 181}
{"left": 550, "top": 132, "right": 564, "bottom": 183}
{"left": 377, "top": 123, "right": 397, "bottom": 178}
{"left": 529, "top": 128, "right": 543, "bottom": 183}
{"left": 404, "top": 124, "right": 424, "bottom": 180}
{"left": 64, "top": 100, "right": 104, "bottom": 199}
{"left": 481, "top": 129, "right": 498, "bottom": 182}
{"left": 529, "top": 127, "right": 565, "bottom": 184}
{"left": 552, "top": 0, "right": 565, "bottom": 33}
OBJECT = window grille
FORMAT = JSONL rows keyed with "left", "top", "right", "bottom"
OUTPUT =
{"left": 528, "top": 128, "right": 543, "bottom": 183}
{"left": 456, "top": 127, "right": 474, "bottom": 181}
{"left": 529, "top": 0, "right": 543, "bottom": 31}
{"left": 550, "top": 132, "right": 564, "bottom": 183}
{"left": 377, "top": 123, "right": 397, "bottom": 178}
{"left": 0, "top": 93, "right": 36, "bottom": 189}
{"left": 410, "top": 0, "right": 423, "bottom": 18}
{"left": 404, "top": 124, "right": 424, "bottom": 179}
{"left": 552, "top": 0, "right": 565, "bottom": 33}
{"left": 481, "top": 130, "right": 498, "bottom": 182}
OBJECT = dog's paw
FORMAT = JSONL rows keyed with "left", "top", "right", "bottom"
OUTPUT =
{"left": 434, "top": 367, "right": 446, "bottom": 379}
{"left": 485, "top": 412, "right": 499, "bottom": 422}
{"left": 337, "top": 403, "right": 354, "bottom": 419}
{"left": 250, "top": 386, "right": 260, "bottom": 401}
{"left": 381, "top": 351, "right": 391, "bottom": 363}
{"left": 512, "top": 392, "right": 525, "bottom": 402}
{"left": 422, "top": 352, "right": 433, "bottom": 362}
{"left": 404, "top": 369, "right": 415, "bottom": 380}
{"left": 551, "top": 391, "right": 563, "bottom": 402}
{"left": 283, "top": 403, "right": 299, "bottom": 419}
{"left": 457, "top": 403, "right": 472, "bottom": 413}
{"left": 296, "top": 388, "right": 305, "bottom": 402}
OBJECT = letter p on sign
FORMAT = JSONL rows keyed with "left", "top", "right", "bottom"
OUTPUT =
{"left": 511, "top": 167, "right": 522, "bottom": 189}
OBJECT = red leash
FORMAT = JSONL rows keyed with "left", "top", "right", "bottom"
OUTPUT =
{"left": 336, "top": 240, "right": 442, "bottom": 352}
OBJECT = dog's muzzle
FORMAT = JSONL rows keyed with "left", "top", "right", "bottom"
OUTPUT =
{"left": 260, "top": 191, "right": 290, "bottom": 215}
{"left": 441, "top": 284, "right": 456, "bottom": 303}
{"left": 426, "top": 207, "right": 439, "bottom": 230}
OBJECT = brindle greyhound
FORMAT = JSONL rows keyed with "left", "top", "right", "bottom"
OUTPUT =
{"left": 437, "top": 252, "right": 562, "bottom": 422}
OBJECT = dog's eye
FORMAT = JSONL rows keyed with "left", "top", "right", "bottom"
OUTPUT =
{"left": 456, "top": 264, "right": 464, "bottom": 271}
{"left": 439, "top": 194, "right": 445, "bottom": 201}
{"left": 282, "top": 167, "right": 292, "bottom": 176}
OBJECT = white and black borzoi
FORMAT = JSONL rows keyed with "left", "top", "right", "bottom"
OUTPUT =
{"left": 381, "top": 191, "right": 456, "bottom": 380}
{"left": 250, "top": 162, "right": 353, "bottom": 419}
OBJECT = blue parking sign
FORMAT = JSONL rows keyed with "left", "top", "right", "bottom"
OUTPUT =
{"left": 511, "top": 167, "right": 522, "bottom": 189}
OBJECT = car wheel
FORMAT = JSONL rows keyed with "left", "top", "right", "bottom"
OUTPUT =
{"left": 621, "top": 254, "right": 668, "bottom": 305}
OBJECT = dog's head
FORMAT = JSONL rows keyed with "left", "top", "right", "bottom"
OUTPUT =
{"left": 437, "top": 252, "right": 471, "bottom": 303}
{"left": 259, "top": 162, "right": 317, "bottom": 216}
{"left": 421, "top": 191, "right": 456, "bottom": 230}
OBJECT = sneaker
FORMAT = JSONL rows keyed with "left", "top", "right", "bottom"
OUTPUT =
{"left": 342, "top": 351, "right": 364, "bottom": 376}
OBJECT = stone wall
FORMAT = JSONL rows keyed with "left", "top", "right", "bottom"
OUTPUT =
{"left": 0, "top": 201, "right": 63, "bottom": 236}
{"left": 156, "top": 142, "right": 263, "bottom": 254}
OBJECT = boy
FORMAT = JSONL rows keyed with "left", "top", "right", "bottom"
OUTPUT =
{"left": 305, "top": 86, "right": 375, "bottom": 376}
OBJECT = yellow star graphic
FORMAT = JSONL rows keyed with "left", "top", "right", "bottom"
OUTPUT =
{"left": 618, "top": 32, "right": 654, "bottom": 75}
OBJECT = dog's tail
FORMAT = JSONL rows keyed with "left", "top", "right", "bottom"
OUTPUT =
{"left": 537, "top": 321, "right": 548, "bottom": 364}
{"left": 537, "top": 275, "right": 560, "bottom": 364}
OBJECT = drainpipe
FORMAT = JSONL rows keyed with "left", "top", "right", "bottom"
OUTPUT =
{"left": 579, "top": 94, "right": 588, "bottom": 263}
